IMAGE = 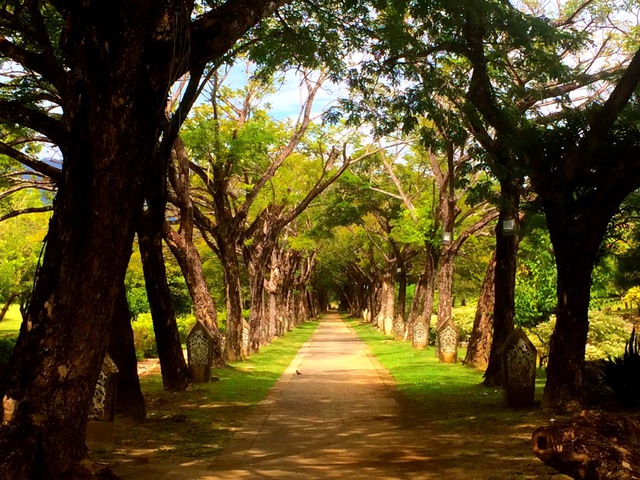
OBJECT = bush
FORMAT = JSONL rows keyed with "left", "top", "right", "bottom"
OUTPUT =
{"left": 601, "top": 328, "right": 640, "bottom": 407}
{"left": 526, "top": 312, "right": 631, "bottom": 364}
{"left": 452, "top": 305, "right": 476, "bottom": 342}
{"left": 0, "top": 335, "right": 16, "bottom": 364}
{"left": 131, "top": 314, "right": 157, "bottom": 360}
{"left": 130, "top": 313, "right": 199, "bottom": 359}
{"left": 0, "top": 335, "right": 17, "bottom": 380}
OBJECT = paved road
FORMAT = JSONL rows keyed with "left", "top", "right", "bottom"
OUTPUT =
{"left": 112, "top": 313, "right": 556, "bottom": 480}
{"left": 208, "top": 313, "right": 431, "bottom": 479}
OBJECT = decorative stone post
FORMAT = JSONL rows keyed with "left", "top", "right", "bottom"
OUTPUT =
{"left": 186, "top": 320, "right": 215, "bottom": 383}
{"left": 437, "top": 319, "right": 459, "bottom": 363}
{"left": 383, "top": 314, "right": 393, "bottom": 337}
{"left": 242, "top": 319, "right": 251, "bottom": 357}
{"left": 501, "top": 328, "right": 537, "bottom": 408}
{"left": 85, "top": 354, "right": 119, "bottom": 452}
{"left": 412, "top": 316, "right": 428, "bottom": 350}
{"left": 393, "top": 315, "right": 405, "bottom": 341}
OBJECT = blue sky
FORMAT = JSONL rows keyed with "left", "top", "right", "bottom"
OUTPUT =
{"left": 222, "top": 64, "right": 347, "bottom": 121}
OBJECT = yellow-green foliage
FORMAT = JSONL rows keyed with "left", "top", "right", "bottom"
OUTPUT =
{"left": 526, "top": 312, "right": 632, "bottom": 362}
{"left": 0, "top": 304, "right": 22, "bottom": 333}
{"left": 452, "top": 305, "right": 476, "bottom": 342}
{"left": 131, "top": 313, "right": 196, "bottom": 359}
{"left": 624, "top": 286, "right": 640, "bottom": 313}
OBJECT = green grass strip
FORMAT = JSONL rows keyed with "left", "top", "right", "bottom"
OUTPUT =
{"left": 343, "top": 316, "right": 545, "bottom": 424}
{"left": 114, "top": 319, "right": 321, "bottom": 459}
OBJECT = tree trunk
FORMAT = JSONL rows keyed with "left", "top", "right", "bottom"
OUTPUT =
{"left": 542, "top": 242, "right": 595, "bottom": 413}
{"left": 407, "top": 246, "right": 438, "bottom": 340}
{"left": 377, "top": 269, "right": 395, "bottom": 335}
{"left": 397, "top": 267, "right": 407, "bottom": 321}
{"left": 464, "top": 252, "right": 496, "bottom": 369}
{"left": 108, "top": 282, "right": 146, "bottom": 420}
{"left": 247, "top": 263, "right": 267, "bottom": 352}
{"left": 0, "top": 3, "right": 293, "bottom": 477}
{"left": 218, "top": 236, "right": 245, "bottom": 362}
{"left": 484, "top": 179, "right": 520, "bottom": 386}
{"left": 164, "top": 224, "right": 224, "bottom": 367}
{"left": 0, "top": 20, "right": 168, "bottom": 478}
{"left": 138, "top": 220, "right": 192, "bottom": 392}
{"left": 436, "top": 248, "right": 455, "bottom": 331}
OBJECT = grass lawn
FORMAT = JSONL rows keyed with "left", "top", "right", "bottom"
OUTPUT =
{"left": 0, "top": 304, "right": 22, "bottom": 335}
{"left": 104, "top": 319, "right": 321, "bottom": 462}
{"left": 343, "top": 316, "right": 547, "bottom": 428}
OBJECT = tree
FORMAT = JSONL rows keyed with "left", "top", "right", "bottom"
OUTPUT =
{"left": 182, "top": 70, "right": 323, "bottom": 361}
{"left": 0, "top": 2, "right": 300, "bottom": 478}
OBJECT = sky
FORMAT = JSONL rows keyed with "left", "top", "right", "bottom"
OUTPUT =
{"left": 222, "top": 63, "right": 348, "bottom": 122}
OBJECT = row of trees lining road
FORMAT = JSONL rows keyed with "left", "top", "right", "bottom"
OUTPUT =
{"left": 335, "top": 0, "right": 640, "bottom": 412}
{"left": 0, "top": 0, "right": 640, "bottom": 478}
{"left": 0, "top": 1, "right": 371, "bottom": 478}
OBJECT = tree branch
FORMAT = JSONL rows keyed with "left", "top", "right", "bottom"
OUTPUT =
{"left": 0, "top": 141, "right": 62, "bottom": 182}
{"left": 0, "top": 205, "right": 53, "bottom": 223}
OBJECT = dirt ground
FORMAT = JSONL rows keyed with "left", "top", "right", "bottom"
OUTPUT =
{"left": 102, "top": 315, "right": 565, "bottom": 480}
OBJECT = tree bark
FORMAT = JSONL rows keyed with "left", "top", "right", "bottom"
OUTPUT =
{"left": 0, "top": 13, "right": 169, "bottom": 477}
{"left": 108, "top": 282, "right": 146, "bottom": 420}
{"left": 377, "top": 269, "right": 395, "bottom": 335}
{"left": 407, "top": 246, "right": 438, "bottom": 340}
{"left": 464, "top": 251, "right": 496, "bottom": 369}
{"left": 165, "top": 139, "right": 224, "bottom": 367}
{"left": 138, "top": 219, "right": 192, "bottom": 392}
{"left": 436, "top": 248, "right": 455, "bottom": 330}
{"left": 541, "top": 232, "right": 598, "bottom": 413}
{"left": 218, "top": 235, "right": 246, "bottom": 362}
{"left": 397, "top": 267, "right": 407, "bottom": 321}
{"left": 0, "top": 2, "right": 294, "bottom": 477}
{"left": 164, "top": 224, "right": 224, "bottom": 367}
{"left": 484, "top": 178, "right": 520, "bottom": 386}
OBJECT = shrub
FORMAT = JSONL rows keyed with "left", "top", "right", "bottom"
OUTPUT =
{"left": 601, "top": 328, "right": 640, "bottom": 407}
{"left": 452, "top": 305, "right": 476, "bottom": 342}
{"left": 131, "top": 313, "right": 157, "bottom": 360}
{"left": 0, "top": 335, "right": 17, "bottom": 379}
{"left": 526, "top": 312, "right": 631, "bottom": 364}
{"left": 0, "top": 335, "right": 16, "bottom": 364}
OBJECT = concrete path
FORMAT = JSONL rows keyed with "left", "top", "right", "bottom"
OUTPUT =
{"left": 208, "top": 313, "right": 431, "bottom": 479}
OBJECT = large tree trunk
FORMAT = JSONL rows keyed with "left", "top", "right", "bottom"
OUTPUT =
{"left": 0, "top": 3, "right": 293, "bottom": 477}
{"left": 138, "top": 219, "right": 192, "bottom": 392}
{"left": 464, "top": 252, "right": 496, "bottom": 369}
{"left": 377, "top": 269, "right": 395, "bottom": 335}
{"left": 164, "top": 224, "right": 224, "bottom": 367}
{"left": 436, "top": 248, "right": 455, "bottom": 330}
{"left": 0, "top": 19, "right": 168, "bottom": 480}
{"left": 397, "top": 267, "right": 407, "bottom": 321}
{"left": 536, "top": 173, "right": 616, "bottom": 412}
{"left": 484, "top": 179, "right": 520, "bottom": 386}
{"left": 407, "top": 247, "right": 438, "bottom": 339}
{"left": 108, "top": 282, "right": 146, "bottom": 420}
{"left": 542, "top": 236, "right": 597, "bottom": 413}
{"left": 218, "top": 236, "right": 246, "bottom": 362}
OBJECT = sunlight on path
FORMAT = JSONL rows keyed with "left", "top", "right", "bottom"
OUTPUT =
{"left": 207, "top": 313, "right": 433, "bottom": 479}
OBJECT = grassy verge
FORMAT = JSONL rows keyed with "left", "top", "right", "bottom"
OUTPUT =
{"left": 343, "top": 316, "right": 547, "bottom": 428}
{"left": 106, "top": 319, "right": 320, "bottom": 461}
